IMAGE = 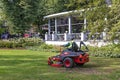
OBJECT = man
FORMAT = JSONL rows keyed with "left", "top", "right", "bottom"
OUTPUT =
{"left": 61, "top": 38, "right": 78, "bottom": 52}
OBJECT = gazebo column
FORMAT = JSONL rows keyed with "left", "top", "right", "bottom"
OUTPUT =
{"left": 81, "top": 32, "right": 86, "bottom": 41}
{"left": 68, "top": 16, "right": 72, "bottom": 34}
{"left": 64, "top": 31, "right": 68, "bottom": 41}
{"left": 84, "top": 17, "right": 87, "bottom": 30}
{"left": 68, "top": 16, "right": 72, "bottom": 40}
{"left": 55, "top": 18, "right": 57, "bottom": 34}
{"left": 45, "top": 32, "right": 48, "bottom": 41}
{"left": 81, "top": 16, "right": 87, "bottom": 41}
{"left": 48, "top": 19, "right": 51, "bottom": 35}
{"left": 45, "top": 19, "right": 51, "bottom": 40}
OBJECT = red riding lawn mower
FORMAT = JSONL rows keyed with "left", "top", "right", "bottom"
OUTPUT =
{"left": 48, "top": 41, "right": 89, "bottom": 68}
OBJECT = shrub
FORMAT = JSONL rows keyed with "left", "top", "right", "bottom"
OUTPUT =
{"left": 28, "top": 43, "right": 60, "bottom": 52}
{"left": 88, "top": 44, "right": 120, "bottom": 58}
{"left": 39, "top": 43, "right": 53, "bottom": 49}
{"left": 0, "top": 38, "right": 42, "bottom": 48}
{"left": 29, "top": 43, "right": 120, "bottom": 58}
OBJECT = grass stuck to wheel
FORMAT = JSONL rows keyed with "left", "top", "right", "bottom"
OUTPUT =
{"left": 0, "top": 49, "right": 120, "bottom": 80}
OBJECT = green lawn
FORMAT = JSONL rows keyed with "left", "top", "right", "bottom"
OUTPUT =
{"left": 0, "top": 49, "right": 120, "bottom": 80}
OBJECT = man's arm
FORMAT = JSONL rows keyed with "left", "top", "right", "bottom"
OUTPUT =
{"left": 60, "top": 43, "right": 70, "bottom": 47}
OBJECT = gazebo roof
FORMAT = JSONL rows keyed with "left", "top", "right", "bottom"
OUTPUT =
{"left": 44, "top": 9, "right": 85, "bottom": 19}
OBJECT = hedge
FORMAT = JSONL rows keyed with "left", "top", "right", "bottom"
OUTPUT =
{"left": 0, "top": 38, "right": 42, "bottom": 48}
{"left": 88, "top": 44, "right": 120, "bottom": 58}
{"left": 29, "top": 43, "right": 120, "bottom": 58}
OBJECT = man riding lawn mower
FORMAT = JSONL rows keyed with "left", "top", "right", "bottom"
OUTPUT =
{"left": 48, "top": 40, "right": 89, "bottom": 68}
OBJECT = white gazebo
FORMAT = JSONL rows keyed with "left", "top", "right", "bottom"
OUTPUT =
{"left": 44, "top": 9, "right": 87, "bottom": 41}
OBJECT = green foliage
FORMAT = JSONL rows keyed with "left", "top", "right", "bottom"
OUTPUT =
{"left": 87, "top": 1, "right": 120, "bottom": 42}
{"left": 107, "top": 4, "right": 120, "bottom": 41}
{"left": 0, "top": 28, "right": 5, "bottom": 35}
{"left": 0, "top": 0, "right": 44, "bottom": 33}
{"left": 0, "top": 38, "right": 42, "bottom": 48}
{"left": 0, "top": 0, "right": 119, "bottom": 42}
{"left": 66, "top": 0, "right": 120, "bottom": 42}
{"left": 89, "top": 44, "right": 120, "bottom": 58}
{"left": 27, "top": 42, "right": 120, "bottom": 58}
{"left": 0, "top": 0, "right": 70, "bottom": 34}
{"left": 28, "top": 43, "right": 60, "bottom": 53}
{"left": 39, "top": 43, "right": 53, "bottom": 49}
{"left": 29, "top": 42, "right": 120, "bottom": 58}
{"left": 66, "top": 0, "right": 106, "bottom": 10}
{"left": 44, "top": 0, "right": 70, "bottom": 15}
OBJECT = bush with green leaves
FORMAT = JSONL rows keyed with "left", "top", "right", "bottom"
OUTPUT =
{"left": 88, "top": 44, "right": 120, "bottom": 58}
{"left": 29, "top": 43, "right": 120, "bottom": 58}
{"left": 28, "top": 43, "right": 60, "bottom": 53}
{"left": 0, "top": 38, "right": 42, "bottom": 48}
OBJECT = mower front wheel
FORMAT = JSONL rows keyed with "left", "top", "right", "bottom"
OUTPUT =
{"left": 48, "top": 59, "right": 53, "bottom": 65}
{"left": 63, "top": 58, "right": 74, "bottom": 68}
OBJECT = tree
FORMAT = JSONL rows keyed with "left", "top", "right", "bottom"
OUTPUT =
{"left": 0, "top": 0, "right": 70, "bottom": 35}
{"left": 44, "top": 0, "right": 69, "bottom": 14}
{"left": 0, "top": 0, "right": 42, "bottom": 34}
{"left": 66, "top": 0, "right": 120, "bottom": 42}
{"left": 0, "top": 2, "right": 7, "bottom": 35}
{"left": 107, "top": 1, "right": 120, "bottom": 41}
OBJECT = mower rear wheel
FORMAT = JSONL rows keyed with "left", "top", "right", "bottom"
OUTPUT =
{"left": 63, "top": 58, "right": 74, "bottom": 68}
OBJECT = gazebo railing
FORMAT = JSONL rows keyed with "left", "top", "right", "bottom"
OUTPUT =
{"left": 56, "top": 34, "right": 64, "bottom": 40}
{"left": 71, "top": 33, "right": 81, "bottom": 40}
{"left": 45, "top": 32, "right": 118, "bottom": 41}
